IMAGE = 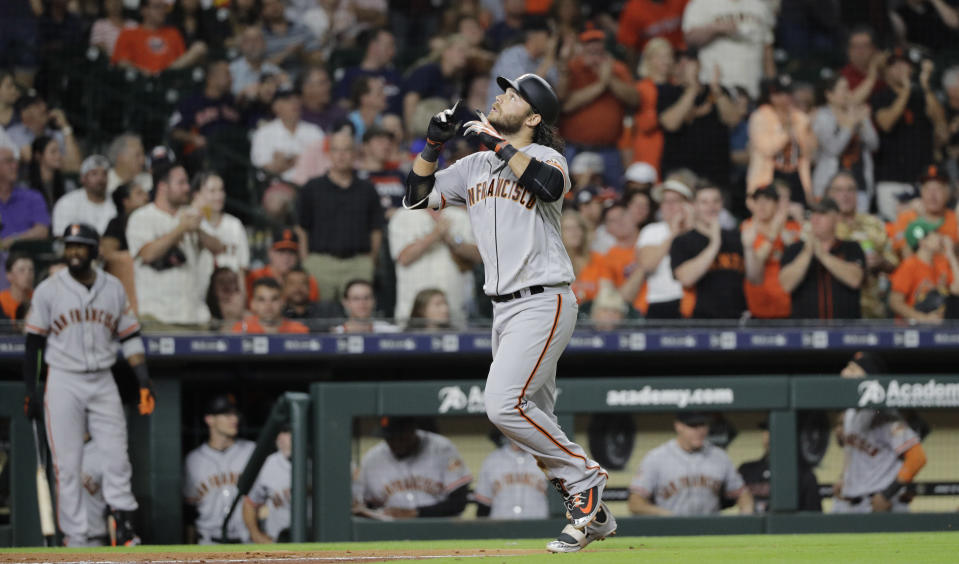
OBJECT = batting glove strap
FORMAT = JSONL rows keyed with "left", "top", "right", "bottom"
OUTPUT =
{"left": 420, "top": 139, "right": 442, "bottom": 163}
{"left": 494, "top": 142, "right": 518, "bottom": 163}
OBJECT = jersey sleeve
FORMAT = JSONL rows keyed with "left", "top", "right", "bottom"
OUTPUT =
{"left": 247, "top": 458, "right": 273, "bottom": 506}
{"left": 182, "top": 455, "right": 200, "bottom": 504}
{"left": 24, "top": 282, "right": 52, "bottom": 336}
{"left": 429, "top": 158, "right": 472, "bottom": 209}
{"left": 721, "top": 452, "right": 746, "bottom": 498}
{"left": 884, "top": 419, "right": 920, "bottom": 455}
{"left": 439, "top": 441, "right": 472, "bottom": 492}
{"left": 472, "top": 456, "right": 494, "bottom": 505}
{"left": 629, "top": 452, "right": 658, "bottom": 498}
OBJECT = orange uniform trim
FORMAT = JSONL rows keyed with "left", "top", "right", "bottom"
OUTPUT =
{"left": 515, "top": 294, "right": 608, "bottom": 478}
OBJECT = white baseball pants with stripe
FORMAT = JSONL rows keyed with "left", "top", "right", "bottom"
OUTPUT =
{"left": 484, "top": 286, "right": 607, "bottom": 497}
{"left": 44, "top": 367, "right": 138, "bottom": 546}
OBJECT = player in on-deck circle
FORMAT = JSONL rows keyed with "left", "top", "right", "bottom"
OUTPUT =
{"left": 404, "top": 73, "right": 614, "bottom": 552}
{"left": 23, "top": 223, "right": 156, "bottom": 547}
{"left": 832, "top": 352, "right": 927, "bottom": 513}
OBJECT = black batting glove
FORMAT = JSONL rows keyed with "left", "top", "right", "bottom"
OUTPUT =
{"left": 463, "top": 111, "right": 517, "bottom": 163}
{"left": 422, "top": 100, "right": 461, "bottom": 162}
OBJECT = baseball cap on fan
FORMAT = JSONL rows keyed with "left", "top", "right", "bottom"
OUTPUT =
{"left": 623, "top": 162, "right": 657, "bottom": 186}
{"left": 904, "top": 216, "right": 944, "bottom": 250}
{"left": 80, "top": 154, "right": 110, "bottom": 176}
{"left": 272, "top": 227, "right": 300, "bottom": 252}
{"left": 570, "top": 152, "right": 604, "bottom": 177}
{"left": 651, "top": 179, "right": 693, "bottom": 202}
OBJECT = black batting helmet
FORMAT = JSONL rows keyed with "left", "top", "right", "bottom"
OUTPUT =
{"left": 63, "top": 223, "right": 100, "bottom": 251}
{"left": 496, "top": 73, "right": 559, "bottom": 125}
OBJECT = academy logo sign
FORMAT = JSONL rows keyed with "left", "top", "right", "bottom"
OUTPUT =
{"left": 438, "top": 385, "right": 486, "bottom": 414}
{"left": 858, "top": 379, "right": 959, "bottom": 408}
{"left": 606, "top": 386, "right": 734, "bottom": 408}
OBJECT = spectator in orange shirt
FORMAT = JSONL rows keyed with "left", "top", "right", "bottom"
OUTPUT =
{"left": 600, "top": 203, "right": 647, "bottom": 313}
{"left": 626, "top": 38, "right": 674, "bottom": 175}
{"left": 741, "top": 185, "right": 800, "bottom": 319}
{"left": 558, "top": 27, "right": 638, "bottom": 188}
{"left": 0, "top": 253, "right": 34, "bottom": 320}
{"left": 747, "top": 75, "right": 816, "bottom": 207}
{"left": 112, "top": 0, "right": 202, "bottom": 75}
{"left": 617, "top": 0, "right": 688, "bottom": 71}
{"left": 891, "top": 165, "right": 958, "bottom": 256}
{"left": 889, "top": 218, "right": 959, "bottom": 323}
{"left": 563, "top": 209, "right": 609, "bottom": 305}
{"left": 232, "top": 277, "right": 309, "bottom": 334}
{"left": 247, "top": 227, "right": 320, "bottom": 305}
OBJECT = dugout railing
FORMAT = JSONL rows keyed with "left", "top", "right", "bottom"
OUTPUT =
{"left": 311, "top": 376, "right": 959, "bottom": 542}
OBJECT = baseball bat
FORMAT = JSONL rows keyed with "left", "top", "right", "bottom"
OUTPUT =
{"left": 32, "top": 420, "right": 56, "bottom": 545}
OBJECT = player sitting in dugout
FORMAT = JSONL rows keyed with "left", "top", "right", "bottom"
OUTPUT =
{"left": 352, "top": 417, "right": 471, "bottom": 519}
{"left": 627, "top": 411, "right": 754, "bottom": 516}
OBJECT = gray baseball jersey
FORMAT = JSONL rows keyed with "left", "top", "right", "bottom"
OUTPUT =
{"left": 352, "top": 430, "right": 472, "bottom": 510}
{"left": 474, "top": 443, "right": 549, "bottom": 519}
{"left": 630, "top": 439, "right": 745, "bottom": 515}
{"left": 26, "top": 267, "right": 140, "bottom": 372}
{"left": 184, "top": 440, "right": 255, "bottom": 543}
{"left": 247, "top": 451, "right": 291, "bottom": 540}
{"left": 839, "top": 409, "right": 920, "bottom": 498}
{"left": 426, "top": 144, "right": 574, "bottom": 296}
{"left": 81, "top": 440, "right": 108, "bottom": 542}
{"left": 25, "top": 267, "right": 140, "bottom": 546}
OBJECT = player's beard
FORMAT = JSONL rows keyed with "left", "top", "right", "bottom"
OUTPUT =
{"left": 489, "top": 111, "right": 527, "bottom": 136}
{"left": 67, "top": 254, "right": 94, "bottom": 277}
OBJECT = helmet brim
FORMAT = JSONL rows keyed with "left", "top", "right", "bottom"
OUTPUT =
{"left": 496, "top": 75, "right": 544, "bottom": 120}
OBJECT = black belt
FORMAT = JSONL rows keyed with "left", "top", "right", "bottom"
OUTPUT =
{"left": 491, "top": 285, "right": 544, "bottom": 303}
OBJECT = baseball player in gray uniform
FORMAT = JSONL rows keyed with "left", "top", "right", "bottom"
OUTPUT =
{"left": 628, "top": 412, "right": 754, "bottom": 516}
{"left": 243, "top": 428, "right": 293, "bottom": 543}
{"left": 184, "top": 394, "right": 255, "bottom": 544}
{"left": 352, "top": 417, "right": 472, "bottom": 519}
{"left": 24, "top": 223, "right": 155, "bottom": 547}
{"left": 474, "top": 438, "right": 549, "bottom": 519}
{"left": 404, "top": 74, "right": 613, "bottom": 552}
{"left": 832, "top": 352, "right": 927, "bottom": 513}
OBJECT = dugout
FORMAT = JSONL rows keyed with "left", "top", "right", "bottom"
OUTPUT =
{"left": 2, "top": 326, "right": 959, "bottom": 545}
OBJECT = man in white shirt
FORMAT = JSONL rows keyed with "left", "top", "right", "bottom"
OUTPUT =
{"left": 682, "top": 0, "right": 776, "bottom": 99}
{"left": 250, "top": 85, "right": 324, "bottom": 181}
{"left": 388, "top": 206, "right": 478, "bottom": 325}
{"left": 126, "top": 157, "right": 224, "bottom": 327}
{"left": 52, "top": 155, "right": 117, "bottom": 235}
{"left": 636, "top": 179, "right": 693, "bottom": 319}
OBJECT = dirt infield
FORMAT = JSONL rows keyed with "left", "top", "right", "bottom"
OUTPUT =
{"left": 0, "top": 548, "right": 542, "bottom": 564}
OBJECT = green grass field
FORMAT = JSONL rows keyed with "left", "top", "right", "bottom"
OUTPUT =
{"left": 2, "top": 533, "right": 959, "bottom": 563}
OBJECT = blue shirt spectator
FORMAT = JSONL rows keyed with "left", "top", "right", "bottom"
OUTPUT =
{"left": 332, "top": 28, "right": 404, "bottom": 116}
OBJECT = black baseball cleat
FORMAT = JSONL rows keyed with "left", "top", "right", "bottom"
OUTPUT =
{"left": 107, "top": 509, "right": 141, "bottom": 547}
{"left": 564, "top": 485, "right": 603, "bottom": 529}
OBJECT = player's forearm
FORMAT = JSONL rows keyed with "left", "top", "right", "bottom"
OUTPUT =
{"left": 897, "top": 443, "right": 927, "bottom": 482}
{"left": 627, "top": 493, "right": 671, "bottom": 516}
{"left": 405, "top": 159, "right": 437, "bottom": 209}
{"left": 242, "top": 499, "right": 272, "bottom": 542}
{"left": 417, "top": 485, "right": 469, "bottom": 517}
{"left": 736, "top": 490, "right": 755, "bottom": 515}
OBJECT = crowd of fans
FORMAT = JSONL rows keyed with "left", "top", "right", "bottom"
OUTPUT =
{"left": 1, "top": 0, "right": 959, "bottom": 332}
